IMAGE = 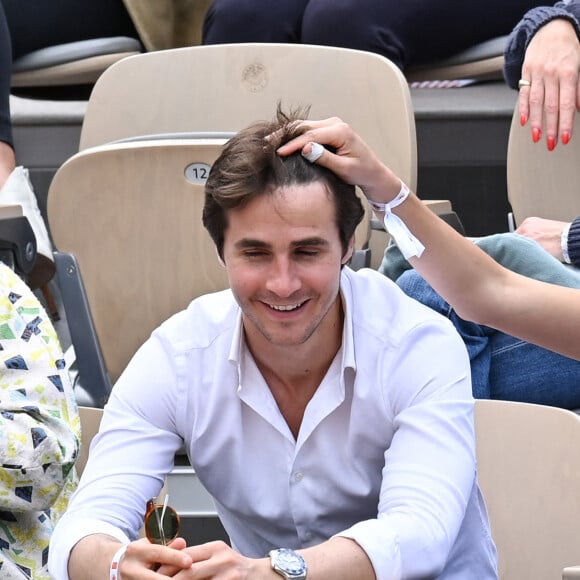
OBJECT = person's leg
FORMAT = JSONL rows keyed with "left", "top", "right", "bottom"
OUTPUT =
{"left": 396, "top": 269, "right": 580, "bottom": 409}
{"left": 203, "top": 0, "right": 308, "bottom": 44}
{"left": 487, "top": 331, "right": 580, "bottom": 409}
{"left": 1, "top": 0, "right": 138, "bottom": 59}
{"left": 302, "top": 0, "right": 546, "bottom": 69}
{"left": 0, "top": 1, "right": 14, "bottom": 186}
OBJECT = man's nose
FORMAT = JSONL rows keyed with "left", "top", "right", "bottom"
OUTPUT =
{"left": 265, "top": 257, "right": 301, "bottom": 297}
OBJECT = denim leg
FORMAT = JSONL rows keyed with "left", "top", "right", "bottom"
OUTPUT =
{"left": 488, "top": 332, "right": 580, "bottom": 409}
{"left": 397, "top": 270, "right": 494, "bottom": 399}
{"left": 397, "top": 270, "right": 580, "bottom": 409}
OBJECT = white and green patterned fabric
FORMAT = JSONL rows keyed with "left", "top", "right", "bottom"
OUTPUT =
{"left": 0, "top": 263, "right": 80, "bottom": 579}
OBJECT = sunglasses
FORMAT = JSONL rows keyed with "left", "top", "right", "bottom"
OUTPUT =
{"left": 144, "top": 495, "right": 181, "bottom": 545}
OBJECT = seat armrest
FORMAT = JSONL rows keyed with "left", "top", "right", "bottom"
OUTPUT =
{"left": 563, "top": 566, "right": 580, "bottom": 579}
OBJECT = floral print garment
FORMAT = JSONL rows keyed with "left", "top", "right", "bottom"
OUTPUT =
{"left": 0, "top": 263, "right": 80, "bottom": 579}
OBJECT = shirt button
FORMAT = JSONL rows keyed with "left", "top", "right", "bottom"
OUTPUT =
{"left": 294, "top": 472, "right": 304, "bottom": 482}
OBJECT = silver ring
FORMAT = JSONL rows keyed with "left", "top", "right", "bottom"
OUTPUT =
{"left": 518, "top": 79, "right": 531, "bottom": 89}
{"left": 302, "top": 142, "right": 324, "bottom": 163}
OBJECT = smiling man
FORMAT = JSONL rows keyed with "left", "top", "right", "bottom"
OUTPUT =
{"left": 49, "top": 108, "right": 497, "bottom": 580}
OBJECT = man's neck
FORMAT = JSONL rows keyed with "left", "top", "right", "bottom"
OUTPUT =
{"left": 245, "top": 300, "right": 344, "bottom": 438}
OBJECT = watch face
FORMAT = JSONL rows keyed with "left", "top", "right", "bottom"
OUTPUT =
{"left": 271, "top": 548, "right": 307, "bottom": 577}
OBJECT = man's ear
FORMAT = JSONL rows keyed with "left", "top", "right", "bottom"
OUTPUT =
{"left": 341, "top": 236, "right": 355, "bottom": 265}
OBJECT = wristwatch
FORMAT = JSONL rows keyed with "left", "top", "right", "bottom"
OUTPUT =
{"left": 269, "top": 548, "right": 308, "bottom": 579}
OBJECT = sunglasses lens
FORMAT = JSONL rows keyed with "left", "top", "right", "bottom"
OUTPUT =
{"left": 145, "top": 505, "right": 180, "bottom": 545}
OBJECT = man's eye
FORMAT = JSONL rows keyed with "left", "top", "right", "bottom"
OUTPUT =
{"left": 296, "top": 249, "right": 319, "bottom": 257}
{"left": 244, "top": 251, "right": 267, "bottom": 258}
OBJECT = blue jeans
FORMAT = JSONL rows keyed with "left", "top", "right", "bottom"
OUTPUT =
{"left": 397, "top": 270, "right": 580, "bottom": 409}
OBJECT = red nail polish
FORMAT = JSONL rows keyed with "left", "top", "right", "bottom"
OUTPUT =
{"left": 532, "top": 128, "right": 541, "bottom": 143}
{"left": 547, "top": 136, "right": 556, "bottom": 151}
{"left": 562, "top": 132, "right": 571, "bottom": 145}
{"left": 520, "top": 114, "right": 527, "bottom": 126}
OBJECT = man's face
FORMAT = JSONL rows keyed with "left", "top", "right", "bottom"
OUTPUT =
{"left": 222, "top": 182, "right": 353, "bottom": 349}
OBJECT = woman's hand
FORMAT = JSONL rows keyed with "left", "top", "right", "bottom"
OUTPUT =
{"left": 277, "top": 117, "right": 401, "bottom": 203}
{"left": 515, "top": 216, "right": 569, "bottom": 260}
{"left": 519, "top": 18, "right": 580, "bottom": 149}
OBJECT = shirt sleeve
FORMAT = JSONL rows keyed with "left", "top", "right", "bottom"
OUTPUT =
{"left": 335, "top": 318, "right": 476, "bottom": 579}
{"left": 503, "top": 1, "right": 580, "bottom": 89}
{"left": 0, "top": 263, "right": 80, "bottom": 512}
{"left": 48, "top": 332, "right": 184, "bottom": 580}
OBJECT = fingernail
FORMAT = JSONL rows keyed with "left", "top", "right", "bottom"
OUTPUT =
{"left": 532, "top": 128, "right": 541, "bottom": 143}
{"left": 547, "top": 136, "right": 556, "bottom": 151}
{"left": 562, "top": 132, "right": 571, "bottom": 145}
{"left": 520, "top": 114, "right": 527, "bottom": 126}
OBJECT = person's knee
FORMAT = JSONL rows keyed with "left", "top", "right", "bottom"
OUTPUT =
{"left": 302, "top": 0, "right": 404, "bottom": 66}
{"left": 203, "top": 0, "right": 264, "bottom": 44}
{"left": 203, "top": 0, "right": 307, "bottom": 44}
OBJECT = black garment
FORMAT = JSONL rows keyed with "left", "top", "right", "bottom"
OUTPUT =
{"left": 0, "top": 0, "right": 138, "bottom": 146}
{"left": 203, "top": 0, "right": 545, "bottom": 70}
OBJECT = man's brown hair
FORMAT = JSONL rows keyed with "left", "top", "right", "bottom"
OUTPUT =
{"left": 202, "top": 106, "right": 365, "bottom": 260}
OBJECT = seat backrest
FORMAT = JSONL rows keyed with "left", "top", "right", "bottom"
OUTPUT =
{"left": 406, "top": 36, "right": 508, "bottom": 83}
{"left": 475, "top": 399, "right": 580, "bottom": 579}
{"left": 79, "top": 43, "right": 417, "bottom": 192}
{"left": 507, "top": 108, "right": 580, "bottom": 227}
{"left": 77, "top": 405, "right": 104, "bottom": 477}
{"left": 11, "top": 37, "right": 141, "bottom": 90}
{"left": 48, "top": 139, "right": 230, "bottom": 383}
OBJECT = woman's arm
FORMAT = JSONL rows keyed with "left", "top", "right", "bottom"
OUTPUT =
{"left": 278, "top": 119, "right": 580, "bottom": 360}
{"left": 504, "top": 2, "right": 580, "bottom": 147}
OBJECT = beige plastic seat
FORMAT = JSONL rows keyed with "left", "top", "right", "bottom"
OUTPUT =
{"left": 77, "top": 43, "right": 450, "bottom": 270}
{"left": 507, "top": 108, "right": 580, "bottom": 228}
{"left": 49, "top": 138, "right": 230, "bottom": 384}
{"left": 406, "top": 36, "right": 508, "bottom": 83}
{"left": 475, "top": 399, "right": 580, "bottom": 579}
{"left": 79, "top": 43, "right": 417, "bottom": 189}
{"left": 77, "top": 405, "right": 104, "bottom": 477}
{"left": 11, "top": 37, "right": 141, "bottom": 94}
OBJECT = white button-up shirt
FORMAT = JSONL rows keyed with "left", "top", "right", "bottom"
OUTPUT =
{"left": 49, "top": 267, "right": 497, "bottom": 579}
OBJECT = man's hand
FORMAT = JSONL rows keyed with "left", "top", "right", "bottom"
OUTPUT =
{"left": 157, "top": 540, "right": 271, "bottom": 579}
{"left": 519, "top": 18, "right": 580, "bottom": 150}
{"left": 515, "top": 216, "right": 570, "bottom": 260}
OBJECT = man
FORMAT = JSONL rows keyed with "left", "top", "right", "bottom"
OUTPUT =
{"left": 49, "top": 109, "right": 497, "bottom": 579}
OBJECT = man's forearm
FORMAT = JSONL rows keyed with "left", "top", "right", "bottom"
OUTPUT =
{"left": 299, "top": 537, "right": 376, "bottom": 580}
{"left": 68, "top": 534, "right": 122, "bottom": 580}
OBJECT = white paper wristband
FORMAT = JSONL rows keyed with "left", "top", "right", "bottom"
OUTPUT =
{"left": 110, "top": 543, "right": 129, "bottom": 580}
{"left": 368, "top": 181, "right": 425, "bottom": 259}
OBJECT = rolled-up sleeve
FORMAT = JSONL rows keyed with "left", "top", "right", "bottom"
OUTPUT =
{"left": 48, "top": 333, "right": 184, "bottom": 580}
{"left": 336, "top": 319, "right": 476, "bottom": 579}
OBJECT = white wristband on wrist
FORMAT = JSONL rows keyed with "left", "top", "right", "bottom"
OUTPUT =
{"left": 110, "top": 543, "right": 129, "bottom": 580}
{"left": 561, "top": 223, "right": 572, "bottom": 264}
{"left": 368, "top": 180, "right": 425, "bottom": 259}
